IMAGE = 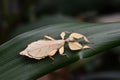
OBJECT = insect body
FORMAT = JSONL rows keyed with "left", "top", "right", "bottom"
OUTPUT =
{"left": 20, "top": 32, "right": 90, "bottom": 60}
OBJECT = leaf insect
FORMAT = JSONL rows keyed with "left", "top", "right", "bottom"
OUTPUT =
{"left": 19, "top": 32, "right": 90, "bottom": 60}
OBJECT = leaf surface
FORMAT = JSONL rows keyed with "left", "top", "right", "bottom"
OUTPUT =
{"left": 0, "top": 22, "right": 120, "bottom": 80}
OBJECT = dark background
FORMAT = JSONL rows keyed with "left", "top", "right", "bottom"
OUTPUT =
{"left": 0, "top": 0, "right": 120, "bottom": 80}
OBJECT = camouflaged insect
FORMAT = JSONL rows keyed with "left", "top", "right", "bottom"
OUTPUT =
{"left": 20, "top": 32, "right": 90, "bottom": 60}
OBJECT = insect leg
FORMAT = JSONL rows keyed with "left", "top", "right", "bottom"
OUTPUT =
{"left": 48, "top": 49, "right": 57, "bottom": 60}
{"left": 82, "top": 36, "right": 90, "bottom": 43}
{"left": 59, "top": 46, "right": 64, "bottom": 55}
{"left": 68, "top": 42, "right": 83, "bottom": 50}
{"left": 49, "top": 56, "right": 54, "bottom": 60}
{"left": 59, "top": 46, "right": 69, "bottom": 57}
{"left": 44, "top": 35, "right": 55, "bottom": 40}
{"left": 83, "top": 45, "right": 90, "bottom": 49}
{"left": 69, "top": 33, "right": 90, "bottom": 43}
{"left": 60, "top": 32, "right": 66, "bottom": 40}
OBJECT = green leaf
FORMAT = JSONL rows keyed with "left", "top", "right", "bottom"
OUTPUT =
{"left": 0, "top": 22, "right": 120, "bottom": 80}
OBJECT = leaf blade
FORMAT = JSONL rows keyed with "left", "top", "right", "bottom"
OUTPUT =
{"left": 0, "top": 22, "right": 120, "bottom": 80}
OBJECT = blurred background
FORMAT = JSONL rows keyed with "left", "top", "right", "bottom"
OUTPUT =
{"left": 0, "top": 0, "right": 120, "bottom": 80}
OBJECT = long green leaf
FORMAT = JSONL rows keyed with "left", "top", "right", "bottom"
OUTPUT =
{"left": 0, "top": 22, "right": 120, "bottom": 80}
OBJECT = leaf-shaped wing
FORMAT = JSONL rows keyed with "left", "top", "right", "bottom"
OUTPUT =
{"left": 68, "top": 42, "right": 82, "bottom": 50}
{"left": 69, "top": 33, "right": 90, "bottom": 43}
